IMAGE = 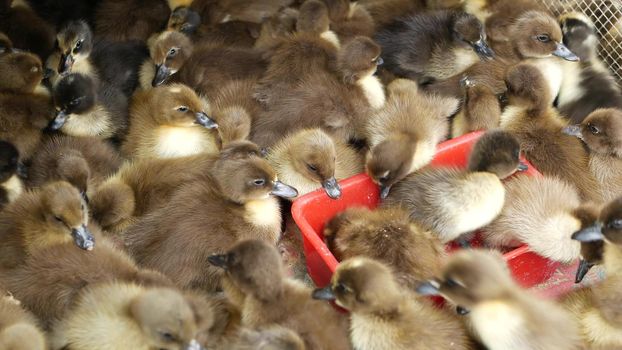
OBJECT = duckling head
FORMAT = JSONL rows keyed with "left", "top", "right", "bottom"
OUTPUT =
{"left": 130, "top": 288, "right": 200, "bottom": 350}
{"left": 153, "top": 84, "right": 217, "bottom": 129}
{"left": 0, "top": 323, "right": 46, "bottom": 350}
{"left": 149, "top": 31, "right": 193, "bottom": 87}
{"left": 505, "top": 63, "right": 550, "bottom": 112}
{"left": 208, "top": 239, "right": 285, "bottom": 303}
{"left": 416, "top": 250, "right": 513, "bottom": 314}
{"left": 211, "top": 152, "right": 298, "bottom": 203}
{"left": 312, "top": 257, "right": 402, "bottom": 314}
{"left": 37, "top": 181, "right": 94, "bottom": 251}
{"left": 563, "top": 108, "right": 622, "bottom": 157}
{"left": 559, "top": 12, "right": 597, "bottom": 62}
{"left": 366, "top": 133, "right": 416, "bottom": 199}
{"left": 50, "top": 73, "right": 96, "bottom": 131}
{"left": 573, "top": 196, "right": 622, "bottom": 246}
{"left": 0, "top": 141, "right": 20, "bottom": 183}
{"left": 451, "top": 12, "right": 494, "bottom": 60}
{"left": 56, "top": 20, "right": 93, "bottom": 75}
{"left": 569, "top": 203, "right": 602, "bottom": 283}
{"left": 511, "top": 11, "right": 579, "bottom": 61}
{"left": 168, "top": 7, "right": 201, "bottom": 36}
{"left": 467, "top": 129, "right": 525, "bottom": 178}
{"left": 0, "top": 51, "right": 43, "bottom": 94}
{"left": 337, "top": 36, "right": 382, "bottom": 83}
{"left": 213, "top": 106, "right": 252, "bottom": 147}
{"left": 296, "top": 0, "right": 330, "bottom": 35}
{"left": 55, "top": 150, "right": 91, "bottom": 202}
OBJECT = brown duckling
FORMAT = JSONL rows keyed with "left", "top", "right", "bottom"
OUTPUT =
{"left": 501, "top": 63, "right": 602, "bottom": 203}
{"left": 209, "top": 239, "right": 351, "bottom": 350}
{"left": 0, "top": 290, "right": 46, "bottom": 350}
{"left": 122, "top": 84, "right": 218, "bottom": 159}
{"left": 253, "top": 7, "right": 299, "bottom": 52}
{"left": 50, "top": 282, "right": 200, "bottom": 350}
{"left": 0, "top": 181, "right": 95, "bottom": 270}
{"left": 323, "top": 206, "right": 445, "bottom": 290}
{"left": 209, "top": 79, "right": 260, "bottom": 147}
{"left": 358, "top": 0, "right": 424, "bottom": 28}
{"left": 0, "top": 141, "right": 24, "bottom": 210}
{"left": 140, "top": 30, "right": 193, "bottom": 89}
{"left": 0, "top": 0, "right": 55, "bottom": 60}
{"left": 418, "top": 249, "right": 583, "bottom": 349}
{"left": 94, "top": 0, "right": 170, "bottom": 42}
{"left": 321, "top": 0, "right": 375, "bottom": 44}
{"left": 313, "top": 257, "right": 472, "bottom": 350}
{"left": 383, "top": 129, "right": 524, "bottom": 243}
{"left": 266, "top": 128, "right": 363, "bottom": 199}
{"left": 451, "top": 75, "right": 504, "bottom": 137}
{"left": 366, "top": 79, "right": 458, "bottom": 198}
{"left": 124, "top": 149, "right": 298, "bottom": 292}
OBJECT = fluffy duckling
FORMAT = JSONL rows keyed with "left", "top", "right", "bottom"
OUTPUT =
{"left": 123, "top": 84, "right": 218, "bottom": 159}
{"left": 322, "top": 0, "right": 375, "bottom": 44}
{"left": 0, "top": 0, "right": 55, "bottom": 60}
{"left": 167, "top": 6, "right": 202, "bottom": 37}
{"left": 266, "top": 128, "right": 363, "bottom": 199}
{"left": 0, "top": 141, "right": 24, "bottom": 209}
{"left": 50, "top": 73, "right": 128, "bottom": 140}
{"left": 209, "top": 79, "right": 259, "bottom": 147}
{"left": 312, "top": 257, "right": 472, "bottom": 350}
{"left": 365, "top": 79, "right": 458, "bottom": 198}
{"left": 563, "top": 108, "right": 622, "bottom": 202}
{"left": 0, "top": 290, "right": 46, "bottom": 350}
{"left": 140, "top": 30, "right": 193, "bottom": 88}
{"left": 209, "top": 239, "right": 351, "bottom": 350}
{"left": 50, "top": 282, "right": 200, "bottom": 350}
{"left": 383, "top": 129, "right": 524, "bottom": 243}
{"left": 253, "top": 6, "right": 299, "bottom": 52}
{"left": 124, "top": 150, "right": 298, "bottom": 292}
{"left": 231, "top": 326, "right": 305, "bottom": 350}
{"left": 557, "top": 12, "right": 622, "bottom": 124}
{"left": 417, "top": 249, "right": 583, "bottom": 350}
{"left": 28, "top": 135, "right": 121, "bottom": 200}
{"left": 323, "top": 206, "right": 445, "bottom": 290}
{"left": 375, "top": 10, "right": 494, "bottom": 84}
{"left": 451, "top": 75, "right": 504, "bottom": 137}
{"left": 501, "top": 63, "right": 602, "bottom": 203}
{"left": 358, "top": 0, "right": 424, "bottom": 28}
{"left": 94, "top": 0, "right": 170, "bottom": 42}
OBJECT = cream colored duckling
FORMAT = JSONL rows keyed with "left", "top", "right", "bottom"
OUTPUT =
{"left": 0, "top": 291, "right": 46, "bottom": 350}
{"left": 267, "top": 128, "right": 363, "bottom": 199}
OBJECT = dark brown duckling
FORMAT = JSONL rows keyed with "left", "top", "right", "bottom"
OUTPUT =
{"left": 0, "top": 0, "right": 55, "bottom": 60}
{"left": 94, "top": 0, "right": 170, "bottom": 42}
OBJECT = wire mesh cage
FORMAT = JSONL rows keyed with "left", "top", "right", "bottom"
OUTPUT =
{"left": 537, "top": 0, "right": 622, "bottom": 82}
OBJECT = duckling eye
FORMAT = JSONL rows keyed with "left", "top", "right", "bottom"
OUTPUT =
{"left": 306, "top": 164, "right": 318, "bottom": 172}
{"left": 69, "top": 99, "right": 81, "bottom": 107}
{"left": 54, "top": 216, "right": 63, "bottom": 223}
{"left": 334, "top": 283, "right": 347, "bottom": 294}
{"left": 159, "top": 331, "right": 176, "bottom": 342}
{"left": 535, "top": 34, "right": 550, "bottom": 43}
{"left": 74, "top": 39, "right": 84, "bottom": 51}
{"left": 607, "top": 219, "right": 622, "bottom": 230}
{"left": 444, "top": 278, "right": 461, "bottom": 289}
{"left": 167, "top": 48, "right": 178, "bottom": 57}
{"left": 176, "top": 106, "right": 188, "bottom": 112}
{"left": 587, "top": 123, "right": 601, "bottom": 134}
{"left": 253, "top": 179, "right": 266, "bottom": 186}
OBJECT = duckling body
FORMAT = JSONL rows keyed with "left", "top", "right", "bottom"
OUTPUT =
{"left": 94, "top": 0, "right": 170, "bottom": 42}
{"left": 209, "top": 79, "right": 260, "bottom": 146}
{"left": 0, "top": 141, "right": 24, "bottom": 210}
{"left": 0, "top": 291, "right": 46, "bottom": 350}
{"left": 0, "top": 0, "right": 55, "bottom": 60}
{"left": 323, "top": 0, "right": 375, "bottom": 44}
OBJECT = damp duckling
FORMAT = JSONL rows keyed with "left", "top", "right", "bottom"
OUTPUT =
{"left": 94, "top": 0, "right": 170, "bottom": 42}
{"left": 0, "top": 181, "right": 94, "bottom": 270}
{"left": 209, "top": 239, "right": 351, "bottom": 350}
{"left": 312, "top": 257, "right": 473, "bottom": 350}
{"left": 366, "top": 79, "right": 458, "bottom": 198}
{"left": 266, "top": 128, "right": 363, "bottom": 199}
{"left": 123, "top": 84, "right": 218, "bottom": 159}
{"left": 323, "top": 206, "right": 445, "bottom": 290}
{"left": 50, "top": 73, "right": 128, "bottom": 140}
{"left": 28, "top": 135, "right": 122, "bottom": 201}
{"left": 383, "top": 129, "right": 523, "bottom": 243}
{"left": 501, "top": 63, "right": 602, "bottom": 203}
{"left": 375, "top": 10, "right": 494, "bottom": 84}
{"left": 0, "top": 141, "right": 24, "bottom": 210}
{"left": 0, "top": 0, "right": 55, "bottom": 60}
{"left": 563, "top": 108, "right": 622, "bottom": 202}
{"left": 0, "top": 290, "right": 46, "bottom": 350}
{"left": 50, "top": 282, "right": 200, "bottom": 350}
{"left": 124, "top": 150, "right": 298, "bottom": 292}
{"left": 557, "top": 12, "right": 622, "bottom": 124}
{"left": 417, "top": 249, "right": 584, "bottom": 350}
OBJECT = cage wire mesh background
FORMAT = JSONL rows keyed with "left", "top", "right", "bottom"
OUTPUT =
{"left": 536, "top": 0, "right": 622, "bottom": 82}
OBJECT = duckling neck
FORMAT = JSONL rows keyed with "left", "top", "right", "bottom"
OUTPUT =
{"left": 604, "top": 243, "right": 622, "bottom": 277}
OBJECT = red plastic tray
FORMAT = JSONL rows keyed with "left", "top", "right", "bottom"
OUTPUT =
{"left": 292, "top": 132, "right": 563, "bottom": 291}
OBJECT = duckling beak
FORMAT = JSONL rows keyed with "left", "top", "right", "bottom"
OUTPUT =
{"left": 472, "top": 39, "right": 494, "bottom": 60}
{"left": 322, "top": 177, "right": 341, "bottom": 199}
{"left": 415, "top": 281, "right": 440, "bottom": 296}
{"left": 575, "top": 258, "right": 594, "bottom": 284}
{"left": 71, "top": 224, "right": 95, "bottom": 251}
{"left": 152, "top": 64, "right": 172, "bottom": 86}
{"left": 562, "top": 124, "right": 583, "bottom": 138}
{"left": 571, "top": 222, "right": 604, "bottom": 242}
{"left": 552, "top": 42, "right": 579, "bottom": 61}
{"left": 58, "top": 53, "right": 74, "bottom": 75}
{"left": 517, "top": 162, "right": 529, "bottom": 172}
{"left": 270, "top": 181, "right": 298, "bottom": 199}
{"left": 49, "top": 110, "right": 69, "bottom": 130}
{"left": 376, "top": 57, "right": 384, "bottom": 66}
{"left": 194, "top": 112, "right": 218, "bottom": 129}
{"left": 311, "top": 286, "right": 336, "bottom": 301}
{"left": 207, "top": 253, "right": 229, "bottom": 269}
{"left": 379, "top": 184, "right": 392, "bottom": 200}
{"left": 184, "top": 339, "right": 205, "bottom": 350}
{"left": 456, "top": 306, "right": 471, "bottom": 315}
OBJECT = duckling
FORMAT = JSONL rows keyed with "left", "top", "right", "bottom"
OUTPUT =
{"left": 322, "top": 0, "right": 375, "bottom": 44}
{"left": 0, "top": 181, "right": 94, "bottom": 270}
{"left": 94, "top": 0, "right": 170, "bottom": 42}
{"left": 209, "top": 79, "right": 259, "bottom": 146}
{"left": 557, "top": 12, "right": 622, "bottom": 124}
{"left": 122, "top": 84, "right": 218, "bottom": 159}
{"left": 501, "top": 63, "right": 602, "bottom": 203}
{"left": 253, "top": 7, "right": 299, "bottom": 52}
{"left": 231, "top": 326, "right": 305, "bottom": 350}
{"left": 451, "top": 75, "right": 504, "bottom": 137}
{"left": 359, "top": 0, "right": 424, "bottom": 28}
{"left": 312, "top": 257, "right": 472, "bottom": 350}
{"left": 0, "top": 0, "right": 55, "bottom": 60}
{"left": 50, "top": 73, "right": 128, "bottom": 140}
{"left": 167, "top": 6, "right": 202, "bottom": 37}
{"left": 417, "top": 249, "right": 584, "bottom": 350}
{"left": 0, "top": 290, "right": 46, "bottom": 350}
{"left": 124, "top": 150, "right": 298, "bottom": 292}
{"left": 266, "top": 128, "right": 363, "bottom": 199}
{"left": 323, "top": 206, "right": 445, "bottom": 290}
{"left": 28, "top": 135, "right": 122, "bottom": 200}
{"left": 140, "top": 30, "right": 193, "bottom": 88}
{"left": 208, "top": 239, "right": 351, "bottom": 350}
{"left": 50, "top": 282, "right": 200, "bottom": 350}
{"left": 375, "top": 10, "right": 494, "bottom": 84}
{"left": 383, "top": 129, "right": 523, "bottom": 243}
{"left": 192, "top": 0, "right": 292, "bottom": 25}
{"left": 366, "top": 79, "right": 458, "bottom": 198}
{"left": 575, "top": 240, "right": 604, "bottom": 284}
{"left": 0, "top": 141, "right": 24, "bottom": 210}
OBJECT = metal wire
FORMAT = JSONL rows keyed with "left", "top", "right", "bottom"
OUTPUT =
{"left": 537, "top": 0, "right": 622, "bottom": 82}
